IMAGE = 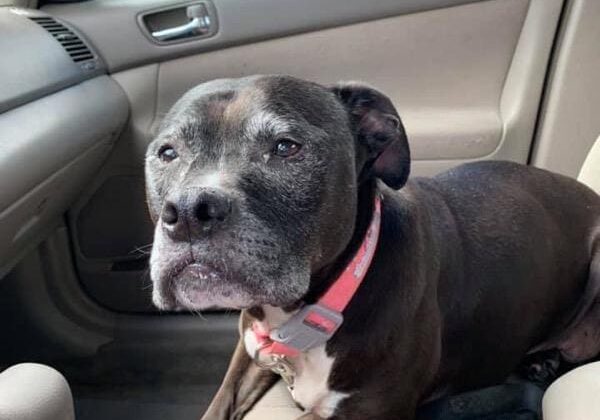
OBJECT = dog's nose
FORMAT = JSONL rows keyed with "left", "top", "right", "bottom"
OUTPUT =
{"left": 194, "top": 191, "right": 232, "bottom": 223}
{"left": 161, "top": 190, "right": 232, "bottom": 240}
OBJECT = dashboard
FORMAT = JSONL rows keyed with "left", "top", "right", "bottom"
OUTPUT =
{"left": 0, "top": 7, "right": 128, "bottom": 278}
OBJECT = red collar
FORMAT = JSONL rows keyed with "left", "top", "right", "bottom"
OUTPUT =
{"left": 252, "top": 195, "right": 382, "bottom": 358}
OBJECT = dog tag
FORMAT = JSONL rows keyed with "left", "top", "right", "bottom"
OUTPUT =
{"left": 253, "top": 350, "right": 296, "bottom": 391}
{"left": 271, "top": 356, "right": 296, "bottom": 391}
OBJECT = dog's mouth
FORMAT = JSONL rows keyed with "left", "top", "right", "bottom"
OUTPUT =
{"left": 174, "top": 263, "right": 232, "bottom": 304}
{"left": 149, "top": 228, "right": 308, "bottom": 311}
{"left": 171, "top": 259, "right": 222, "bottom": 283}
{"left": 155, "top": 258, "right": 256, "bottom": 311}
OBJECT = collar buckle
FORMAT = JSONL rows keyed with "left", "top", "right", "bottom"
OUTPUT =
{"left": 270, "top": 303, "right": 344, "bottom": 353}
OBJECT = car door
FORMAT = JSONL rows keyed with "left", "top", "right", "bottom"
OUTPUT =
{"left": 4, "top": 0, "right": 599, "bottom": 419}
{"left": 42, "top": 0, "right": 566, "bottom": 313}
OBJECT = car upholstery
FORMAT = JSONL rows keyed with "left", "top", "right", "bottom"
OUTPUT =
{"left": 0, "top": 363, "right": 74, "bottom": 420}
{"left": 577, "top": 135, "right": 600, "bottom": 194}
{"left": 538, "top": 135, "right": 600, "bottom": 420}
{"left": 543, "top": 362, "right": 600, "bottom": 420}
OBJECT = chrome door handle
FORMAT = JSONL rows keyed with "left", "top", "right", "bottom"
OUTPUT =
{"left": 151, "top": 16, "right": 210, "bottom": 41}
{"left": 150, "top": 4, "right": 212, "bottom": 42}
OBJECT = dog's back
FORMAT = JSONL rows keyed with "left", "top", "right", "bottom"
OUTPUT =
{"left": 404, "top": 160, "right": 600, "bottom": 392}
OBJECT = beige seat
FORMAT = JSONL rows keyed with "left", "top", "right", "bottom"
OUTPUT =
{"left": 543, "top": 362, "right": 600, "bottom": 420}
{"left": 542, "top": 136, "right": 600, "bottom": 420}
{"left": 244, "top": 381, "right": 302, "bottom": 420}
{"left": 577, "top": 135, "right": 600, "bottom": 194}
{"left": 0, "top": 363, "right": 75, "bottom": 420}
{"left": 245, "top": 137, "right": 600, "bottom": 420}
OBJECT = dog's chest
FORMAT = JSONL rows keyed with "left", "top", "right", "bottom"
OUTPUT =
{"left": 243, "top": 307, "right": 349, "bottom": 418}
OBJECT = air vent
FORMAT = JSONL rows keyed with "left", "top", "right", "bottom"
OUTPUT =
{"left": 29, "top": 16, "right": 95, "bottom": 65}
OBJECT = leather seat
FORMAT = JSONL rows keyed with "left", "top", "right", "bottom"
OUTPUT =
{"left": 543, "top": 362, "right": 600, "bottom": 420}
{"left": 542, "top": 136, "right": 600, "bottom": 420}
{"left": 577, "top": 136, "right": 600, "bottom": 194}
{"left": 0, "top": 363, "right": 75, "bottom": 420}
{"left": 244, "top": 381, "right": 302, "bottom": 420}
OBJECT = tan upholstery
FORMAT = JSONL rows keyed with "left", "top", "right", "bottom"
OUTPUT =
{"left": 0, "top": 363, "right": 75, "bottom": 420}
{"left": 244, "top": 381, "right": 302, "bottom": 420}
{"left": 542, "top": 362, "right": 600, "bottom": 420}
{"left": 578, "top": 136, "right": 600, "bottom": 194}
{"left": 543, "top": 136, "right": 600, "bottom": 419}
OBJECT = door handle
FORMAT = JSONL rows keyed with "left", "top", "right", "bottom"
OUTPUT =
{"left": 150, "top": 4, "right": 212, "bottom": 42}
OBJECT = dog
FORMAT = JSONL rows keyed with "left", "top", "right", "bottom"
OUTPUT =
{"left": 145, "top": 75, "right": 600, "bottom": 420}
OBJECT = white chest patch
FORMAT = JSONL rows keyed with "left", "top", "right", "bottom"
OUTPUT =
{"left": 243, "top": 306, "right": 350, "bottom": 418}
{"left": 290, "top": 345, "right": 350, "bottom": 418}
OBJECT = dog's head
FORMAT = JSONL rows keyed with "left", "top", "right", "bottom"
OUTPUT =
{"left": 145, "top": 75, "right": 409, "bottom": 311}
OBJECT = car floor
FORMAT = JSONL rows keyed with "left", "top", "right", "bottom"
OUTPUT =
{"left": 74, "top": 384, "right": 214, "bottom": 420}
{"left": 55, "top": 333, "right": 231, "bottom": 420}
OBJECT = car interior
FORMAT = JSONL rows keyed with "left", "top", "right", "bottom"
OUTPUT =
{"left": 0, "top": 0, "right": 599, "bottom": 419}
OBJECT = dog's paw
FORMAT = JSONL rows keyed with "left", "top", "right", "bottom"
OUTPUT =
{"left": 518, "top": 349, "right": 562, "bottom": 385}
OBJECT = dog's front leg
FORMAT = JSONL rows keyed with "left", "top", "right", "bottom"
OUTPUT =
{"left": 201, "top": 338, "right": 278, "bottom": 420}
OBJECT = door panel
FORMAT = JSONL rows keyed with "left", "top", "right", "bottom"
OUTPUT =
{"left": 45, "top": 0, "right": 485, "bottom": 72}
{"left": 41, "top": 0, "right": 565, "bottom": 312}
{"left": 531, "top": 0, "right": 600, "bottom": 178}
{"left": 155, "top": 0, "right": 525, "bottom": 161}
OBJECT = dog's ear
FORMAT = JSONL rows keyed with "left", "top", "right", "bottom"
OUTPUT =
{"left": 331, "top": 82, "right": 410, "bottom": 189}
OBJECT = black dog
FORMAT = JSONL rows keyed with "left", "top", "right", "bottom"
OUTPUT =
{"left": 145, "top": 75, "right": 600, "bottom": 420}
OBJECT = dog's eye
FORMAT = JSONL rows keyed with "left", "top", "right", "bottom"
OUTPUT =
{"left": 158, "top": 145, "right": 178, "bottom": 162}
{"left": 273, "top": 139, "right": 301, "bottom": 158}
